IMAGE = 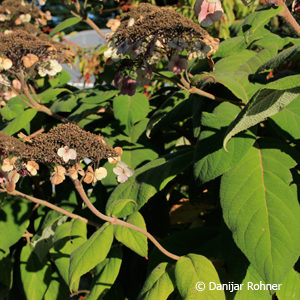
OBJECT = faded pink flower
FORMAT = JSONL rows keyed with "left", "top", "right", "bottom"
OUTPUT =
{"left": 113, "top": 161, "right": 134, "bottom": 183}
{"left": 194, "top": 0, "right": 224, "bottom": 27}
{"left": 168, "top": 54, "right": 188, "bottom": 75}
{"left": 57, "top": 146, "right": 77, "bottom": 163}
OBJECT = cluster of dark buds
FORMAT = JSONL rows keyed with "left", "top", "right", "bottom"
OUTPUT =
{"left": 0, "top": 124, "right": 134, "bottom": 192}
{"left": 0, "top": 0, "right": 51, "bottom": 30}
{"left": 104, "top": 3, "right": 220, "bottom": 96}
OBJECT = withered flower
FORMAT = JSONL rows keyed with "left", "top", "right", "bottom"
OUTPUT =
{"left": 22, "top": 53, "right": 39, "bottom": 68}
{"left": 0, "top": 57, "right": 12, "bottom": 71}
{"left": 25, "top": 160, "right": 39, "bottom": 176}
{"left": 6, "top": 170, "right": 20, "bottom": 192}
{"left": 83, "top": 166, "right": 94, "bottom": 184}
{"left": 68, "top": 163, "right": 84, "bottom": 180}
{"left": 84, "top": 166, "right": 108, "bottom": 184}
{"left": 1, "top": 157, "right": 17, "bottom": 172}
{"left": 57, "top": 146, "right": 77, "bottom": 163}
{"left": 51, "top": 165, "right": 66, "bottom": 185}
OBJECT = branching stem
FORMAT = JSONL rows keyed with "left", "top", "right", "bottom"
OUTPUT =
{"left": 73, "top": 179, "right": 180, "bottom": 261}
{"left": 70, "top": 10, "right": 106, "bottom": 39}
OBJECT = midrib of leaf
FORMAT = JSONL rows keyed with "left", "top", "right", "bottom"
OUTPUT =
{"left": 257, "top": 149, "right": 271, "bottom": 264}
{"left": 284, "top": 108, "right": 300, "bottom": 118}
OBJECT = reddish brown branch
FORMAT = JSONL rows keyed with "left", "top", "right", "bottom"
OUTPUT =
{"left": 0, "top": 188, "right": 99, "bottom": 227}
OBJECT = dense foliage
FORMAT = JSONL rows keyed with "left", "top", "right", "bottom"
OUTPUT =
{"left": 0, "top": 0, "right": 299, "bottom": 299}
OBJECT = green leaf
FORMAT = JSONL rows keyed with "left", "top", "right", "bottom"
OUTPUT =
{"left": 68, "top": 103, "right": 104, "bottom": 122}
{"left": 269, "top": 96, "right": 300, "bottom": 140}
{"left": 2, "top": 108, "right": 37, "bottom": 135}
{"left": 0, "top": 252, "right": 12, "bottom": 298}
{"left": 277, "top": 269, "right": 300, "bottom": 300}
{"left": 114, "top": 211, "right": 148, "bottom": 257}
{"left": 20, "top": 244, "right": 49, "bottom": 300}
{"left": 50, "top": 93, "right": 79, "bottom": 113}
{"left": 241, "top": 7, "right": 283, "bottom": 43}
{"left": 175, "top": 254, "right": 225, "bottom": 300}
{"left": 109, "top": 199, "right": 137, "bottom": 220}
{"left": 106, "top": 149, "right": 194, "bottom": 217}
{"left": 256, "top": 44, "right": 300, "bottom": 74}
{"left": 31, "top": 213, "right": 67, "bottom": 262}
{"left": 223, "top": 75, "right": 300, "bottom": 149}
{"left": 146, "top": 91, "right": 191, "bottom": 138}
{"left": 0, "top": 198, "right": 30, "bottom": 252}
{"left": 49, "top": 70, "right": 71, "bottom": 87}
{"left": 113, "top": 93, "right": 150, "bottom": 134}
{"left": 212, "top": 49, "right": 267, "bottom": 102}
{"left": 38, "top": 88, "right": 71, "bottom": 104}
{"left": 138, "top": 262, "right": 175, "bottom": 300}
{"left": 235, "top": 266, "right": 272, "bottom": 300}
{"left": 87, "top": 246, "right": 122, "bottom": 300}
{"left": 252, "top": 32, "right": 287, "bottom": 50}
{"left": 69, "top": 223, "right": 114, "bottom": 291}
{"left": 194, "top": 102, "right": 255, "bottom": 184}
{"left": 50, "top": 17, "right": 81, "bottom": 36}
{"left": 81, "top": 89, "right": 119, "bottom": 103}
{"left": 215, "top": 36, "right": 248, "bottom": 58}
{"left": 0, "top": 95, "right": 27, "bottom": 120}
{"left": 44, "top": 271, "right": 69, "bottom": 300}
{"left": 50, "top": 219, "right": 87, "bottom": 289}
{"left": 220, "top": 141, "right": 300, "bottom": 284}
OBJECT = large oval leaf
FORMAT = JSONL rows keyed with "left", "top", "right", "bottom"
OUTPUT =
{"left": 212, "top": 48, "right": 273, "bottom": 103}
{"left": 277, "top": 269, "right": 300, "bottom": 300}
{"left": 87, "top": 246, "right": 122, "bottom": 300}
{"left": 175, "top": 254, "right": 225, "bottom": 300}
{"left": 68, "top": 223, "right": 113, "bottom": 291}
{"left": 138, "top": 262, "right": 175, "bottom": 300}
{"left": 2, "top": 108, "right": 37, "bottom": 135}
{"left": 223, "top": 75, "right": 300, "bottom": 149}
{"left": 220, "top": 140, "right": 300, "bottom": 284}
{"left": 50, "top": 219, "right": 87, "bottom": 289}
{"left": 114, "top": 211, "right": 148, "bottom": 257}
{"left": 20, "top": 244, "right": 49, "bottom": 300}
{"left": 194, "top": 102, "right": 255, "bottom": 184}
{"left": 256, "top": 44, "right": 300, "bottom": 74}
{"left": 235, "top": 266, "right": 272, "bottom": 300}
{"left": 0, "top": 197, "right": 30, "bottom": 252}
{"left": 269, "top": 97, "right": 300, "bottom": 140}
{"left": 113, "top": 93, "right": 150, "bottom": 135}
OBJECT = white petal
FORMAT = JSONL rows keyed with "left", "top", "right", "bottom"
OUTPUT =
{"left": 62, "top": 153, "right": 71, "bottom": 163}
{"left": 68, "top": 149, "right": 77, "bottom": 160}
{"left": 57, "top": 147, "right": 66, "bottom": 157}
{"left": 124, "top": 167, "right": 134, "bottom": 177}
{"left": 113, "top": 166, "right": 123, "bottom": 176}
{"left": 94, "top": 167, "right": 107, "bottom": 181}
{"left": 117, "top": 174, "right": 128, "bottom": 183}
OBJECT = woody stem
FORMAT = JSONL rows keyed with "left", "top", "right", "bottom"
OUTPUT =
{"left": 70, "top": 10, "right": 106, "bottom": 39}
{"left": 0, "top": 188, "right": 99, "bottom": 227}
{"left": 278, "top": 0, "right": 300, "bottom": 36}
